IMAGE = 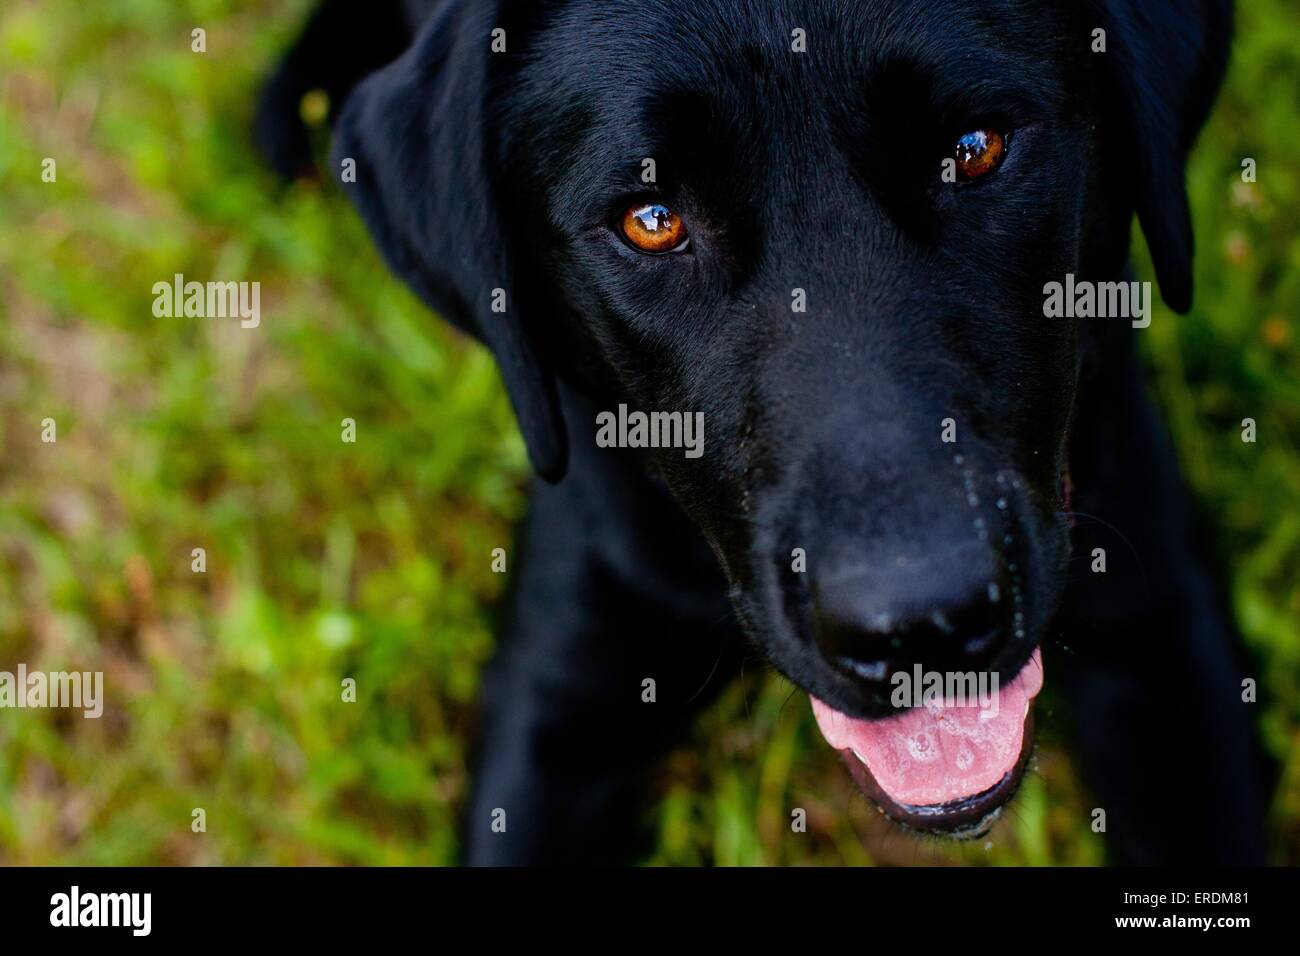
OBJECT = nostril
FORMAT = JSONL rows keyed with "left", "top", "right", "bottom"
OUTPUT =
{"left": 831, "top": 656, "right": 889, "bottom": 682}
{"left": 811, "top": 590, "right": 893, "bottom": 680}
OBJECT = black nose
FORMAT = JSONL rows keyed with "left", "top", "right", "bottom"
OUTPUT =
{"left": 811, "top": 552, "right": 1011, "bottom": 684}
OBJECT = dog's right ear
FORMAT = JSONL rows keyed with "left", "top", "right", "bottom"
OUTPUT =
{"left": 1088, "top": 0, "right": 1234, "bottom": 314}
{"left": 331, "top": 1, "right": 568, "bottom": 482}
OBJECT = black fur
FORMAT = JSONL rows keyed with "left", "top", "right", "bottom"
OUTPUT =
{"left": 258, "top": 0, "right": 1268, "bottom": 864}
{"left": 253, "top": 0, "right": 418, "bottom": 180}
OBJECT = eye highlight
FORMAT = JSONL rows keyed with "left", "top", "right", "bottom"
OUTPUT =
{"left": 953, "top": 129, "right": 1007, "bottom": 181}
{"left": 620, "top": 203, "right": 689, "bottom": 253}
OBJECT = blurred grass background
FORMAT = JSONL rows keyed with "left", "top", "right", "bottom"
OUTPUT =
{"left": 0, "top": 0, "right": 1295, "bottom": 865}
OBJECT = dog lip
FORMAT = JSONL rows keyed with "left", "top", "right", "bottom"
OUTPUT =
{"left": 841, "top": 708, "right": 1037, "bottom": 837}
{"left": 816, "top": 640, "right": 1041, "bottom": 719}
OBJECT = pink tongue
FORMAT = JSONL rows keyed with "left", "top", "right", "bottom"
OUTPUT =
{"left": 810, "top": 650, "right": 1043, "bottom": 807}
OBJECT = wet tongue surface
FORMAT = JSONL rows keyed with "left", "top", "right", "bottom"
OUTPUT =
{"left": 811, "top": 650, "right": 1043, "bottom": 807}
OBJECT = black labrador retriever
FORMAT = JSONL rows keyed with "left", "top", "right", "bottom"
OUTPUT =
{"left": 257, "top": 0, "right": 1270, "bottom": 864}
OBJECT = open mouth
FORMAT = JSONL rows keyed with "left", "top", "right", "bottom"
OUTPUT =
{"left": 810, "top": 649, "right": 1043, "bottom": 837}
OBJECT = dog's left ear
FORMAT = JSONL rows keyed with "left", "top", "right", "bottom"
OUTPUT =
{"left": 331, "top": 1, "right": 568, "bottom": 481}
{"left": 1090, "top": 0, "right": 1234, "bottom": 313}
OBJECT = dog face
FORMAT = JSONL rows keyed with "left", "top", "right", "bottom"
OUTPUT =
{"left": 337, "top": 0, "right": 1230, "bottom": 832}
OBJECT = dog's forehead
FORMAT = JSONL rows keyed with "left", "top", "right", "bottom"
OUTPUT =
{"left": 508, "top": 0, "right": 1075, "bottom": 171}
{"left": 518, "top": 0, "right": 1070, "bottom": 102}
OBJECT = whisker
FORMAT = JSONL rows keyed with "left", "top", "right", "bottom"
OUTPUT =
{"left": 1055, "top": 509, "right": 1152, "bottom": 599}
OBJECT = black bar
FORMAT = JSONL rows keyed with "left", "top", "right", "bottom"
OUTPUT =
{"left": 1, "top": 866, "right": 1294, "bottom": 941}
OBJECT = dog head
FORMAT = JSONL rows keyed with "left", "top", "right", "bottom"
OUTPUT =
{"left": 335, "top": 0, "right": 1232, "bottom": 833}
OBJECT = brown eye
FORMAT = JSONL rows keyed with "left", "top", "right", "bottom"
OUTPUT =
{"left": 620, "top": 203, "right": 689, "bottom": 253}
{"left": 953, "top": 129, "right": 1006, "bottom": 181}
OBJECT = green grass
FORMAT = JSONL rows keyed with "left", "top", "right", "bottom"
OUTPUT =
{"left": 0, "top": 0, "right": 1295, "bottom": 865}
